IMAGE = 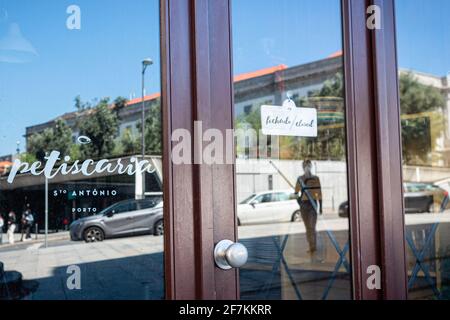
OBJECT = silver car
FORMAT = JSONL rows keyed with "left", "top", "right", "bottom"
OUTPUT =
{"left": 70, "top": 198, "right": 163, "bottom": 242}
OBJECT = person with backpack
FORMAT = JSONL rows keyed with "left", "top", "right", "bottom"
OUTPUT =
{"left": 23, "top": 209, "right": 34, "bottom": 241}
{"left": 295, "top": 160, "right": 323, "bottom": 254}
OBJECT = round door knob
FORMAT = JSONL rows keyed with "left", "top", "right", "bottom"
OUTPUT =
{"left": 214, "top": 240, "right": 248, "bottom": 270}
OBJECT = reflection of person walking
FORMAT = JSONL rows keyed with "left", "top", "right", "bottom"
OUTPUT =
{"left": 0, "top": 215, "right": 4, "bottom": 244}
{"left": 20, "top": 211, "right": 27, "bottom": 242}
{"left": 26, "top": 210, "right": 34, "bottom": 240}
{"left": 295, "top": 160, "right": 322, "bottom": 254}
{"left": 21, "top": 209, "right": 34, "bottom": 241}
{"left": 7, "top": 211, "right": 17, "bottom": 244}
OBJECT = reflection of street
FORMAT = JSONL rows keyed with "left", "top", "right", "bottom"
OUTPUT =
{"left": 238, "top": 217, "right": 351, "bottom": 300}
{"left": 0, "top": 232, "right": 69, "bottom": 253}
{"left": 404, "top": 211, "right": 450, "bottom": 300}
{"left": 405, "top": 211, "right": 450, "bottom": 226}
{"left": 1, "top": 219, "right": 349, "bottom": 300}
{"left": 0, "top": 234, "right": 164, "bottom": 300}
{"left": 239, "top": 216, "right": 348, "bottom": 239}
{"left": 3, "top": 214, "right": 446, "bottom": 300}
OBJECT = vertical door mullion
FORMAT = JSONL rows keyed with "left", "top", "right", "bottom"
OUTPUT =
{"left": 343, "top": 0, "right": 383, "bottom": 300}
{"left": 161, "top": 0, "right": 238, "bottom": 300}
{"left": 371, "top": 0, "right": 408, "bottom": 299}
{"left": 161, "top": 0, "right": 197, "bottom": 300}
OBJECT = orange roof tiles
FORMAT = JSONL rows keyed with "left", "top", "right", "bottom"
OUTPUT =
{"left": 126, "top": 92, "right": 161, "bottom": 106}
{"left": 327, "top": 51, "right": 343, "bottom": 58}
{"left": 234, "top": 64, "right": 288, "bottom": 83}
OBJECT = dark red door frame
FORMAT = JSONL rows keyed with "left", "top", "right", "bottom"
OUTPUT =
{"left": 161, "top": 0, "right": 237, "bottom": 300}
{"left": 161, "top": 0, "right": 197, "bottom": 299}
{"left": 342, "top": 0, "right": 407, "bottom": 300}
{"left": 370, "top": 0, "right": 408, "bottom": 299}
{"left": 343, "top": 0, "right": 383, "bottom": 300}
{"left": 161, "top": 0, "right": 407, "bottom": 300}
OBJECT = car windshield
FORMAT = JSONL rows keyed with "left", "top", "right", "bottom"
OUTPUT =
{"left": 240, "top": 194, "right": 256, "bottom": 204}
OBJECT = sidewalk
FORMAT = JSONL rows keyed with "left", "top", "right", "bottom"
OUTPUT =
{"left": 0, "top": 231, "right": 70, "bottom": 248}
{"left": 0, "top": 235, "right": 164, "bottom": 299}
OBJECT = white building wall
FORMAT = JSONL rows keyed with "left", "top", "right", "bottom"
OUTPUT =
{"left": 236, "top": 159, "right": 348, "bottom": 214}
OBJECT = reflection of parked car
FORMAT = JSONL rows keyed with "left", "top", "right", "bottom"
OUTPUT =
{"left": 70, "top": 197, "right": 163, "bottom": 242}
{"left": 238, "top": 190, "right": 300, "bottom": 225}
{"left": 404, "top": 183, "right": 449, "bottom": 213}
{"left": 339, "top": 182, "right": 449, "bottom": 218}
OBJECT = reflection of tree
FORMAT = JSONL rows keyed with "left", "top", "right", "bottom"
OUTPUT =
{"left": 400, "top": 73, "right": 444, "bottom": 114}
{"left": 110, "top": 99, "right": 163, "bottom": 157}
{"left": 236, "top": 106, "right": 262, "bottom": 133}
{"left": 310, "top": 72, "right": 343, "bottom": 99}
{"left": 400, "top": 73, "right": 445, "bottom": 165}
{"left": 119, "top": 128, "right": 139, "bottom": 155}
{"left": 79, "top": 98, "right": 118, "bottom": 159}
{"left": 21, "top": 95, "right": 163, "bottom": 163}
{"left": 27, "top": 119, "right": 73, "bottom": 159}
{"left": 136, "top": 99, "right": 162, "bottom": 155}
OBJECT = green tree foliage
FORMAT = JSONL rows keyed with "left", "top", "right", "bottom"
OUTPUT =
{"left": 79, "top": 98, "right": 119, "bottom": 159}
{"left": 136, "top": 99, "right": 162, "bottom": 155}
{"left": 27, "top": 119, "right": 73, "bottom": 158}
{"left": 113, "top": 96, "right": 128, "bottom": 114}
{"left": 120, "top": 128, "right": 140, "bottom": 156}
{"left": 74, "top": 95, "right": 91, "bottom": 111}
{"left": 400, "top": 73, "right": 445, "bottom": 114}
{"left": 310, "top": 72, "right": 344, "bottom": 99}
{"left": 235, "top": 105, "right": 262, "bottom": 132}
{"left": 400, "top": 73, "right": 445, "bottom": 165}
{"left": 19, "top": 152, "right": 37, "bottom": 164}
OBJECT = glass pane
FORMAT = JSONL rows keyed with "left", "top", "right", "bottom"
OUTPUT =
{"left": 396, "top": 0, "right": 450, "bottom": 300}
{"left": 232, "top": 0, "right": 352, "bottom": 300}
{"left": 0, "top": 0, "right": 164, "bottom": 300}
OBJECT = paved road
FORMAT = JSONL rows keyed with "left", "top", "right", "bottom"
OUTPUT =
{"left": 0, "top": 220, "right": 351, "bottom": 300}
{"left": 0, "top": 231, "right": 71, "bottom": 252}
{"left": 0, "top": 234, "right": 165, "bottom": 300}
{"left": 1, "top": 215, "right": 445, "bottom": 300}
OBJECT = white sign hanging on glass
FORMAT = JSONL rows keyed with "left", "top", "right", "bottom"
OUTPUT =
{"left": 260, "top": 98, "right": 317, "bottom": 137}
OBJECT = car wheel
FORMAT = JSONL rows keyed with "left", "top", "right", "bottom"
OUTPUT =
{"left": 153, "top": 219, "right": 164, "bottom": 236}
{"left": 83, "top": 227, "right": 104, "bottom": 242}
{"left": 291, "top": 210, "right": 301, "bottom": 222}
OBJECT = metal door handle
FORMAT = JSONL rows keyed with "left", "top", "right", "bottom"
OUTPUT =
{"left": 214, "top": 240, "right": 248, "bottom": 270}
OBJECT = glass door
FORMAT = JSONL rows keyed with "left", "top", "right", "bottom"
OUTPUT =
{"left": 395, "top": 0, "right": 450, "bottom": 300}
{"left": 231, "top": 0, "right": 353, "bottom": 300}
{"left": 0, "top": 0, "right": 165, "bottom": 300}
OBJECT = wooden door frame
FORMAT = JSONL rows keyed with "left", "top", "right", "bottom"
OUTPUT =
{"left": 161, "top": 0, "right": 237, "bottom": 300}
{"left": 161, "top": 0, "right": 408, "bottom": 300}
{"left": 343, "top": 0, "right": 407, "bottom": 300}
{"left": 370, "top": 0, "right": 408, "bottom": 299}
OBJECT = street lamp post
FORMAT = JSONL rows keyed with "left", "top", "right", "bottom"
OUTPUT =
{"left": 44, "top": 174, "right": 48, "bottom": 248}
{"left": 141, "top": 58, "right": 153, "bottom": 199}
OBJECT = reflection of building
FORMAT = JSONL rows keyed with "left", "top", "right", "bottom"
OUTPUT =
{"left": 7, "top": 52, "right": 450, "bottom": 221}
{"left": 25, "top": 53, "right": 344, "bottom": 148}
{"left": 25, "top": 93, "right": 161, "bottom": 146}
{"left": 399, "top": 69, "right": 450, "bottom": 167}
{"left": 234, "top": 53, "right": 342, "bottom": 117}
